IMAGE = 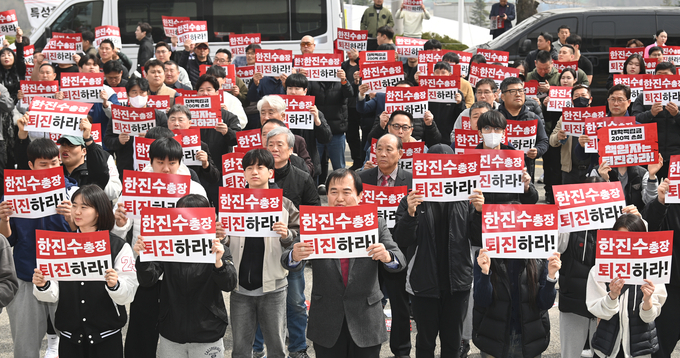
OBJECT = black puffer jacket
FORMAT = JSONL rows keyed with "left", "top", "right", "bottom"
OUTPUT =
{"left": 429, "top": 99, "right": 467, "bottom": 145}
{"left": 136, "top": 245, "right": 237, "bottom": 343}
{"left": 307, "top": 80, "right": 354, "bottom": 134}
{"left": 643, "top": 198, "right": 680, "bottom": 287}
{"left": 559, "top": 230, "right": 597, "bottom": 318}
{"left": 273, "top": 162, "right": 320, "bottom": 208}
{"left": 394, "top": 198, "right": 482, "bottom": 297}
{"left": 0, "top": 41, "right": 25, "bottom": 104}
{"left": 632, "top": 94, "right": 680, "bottom": 160}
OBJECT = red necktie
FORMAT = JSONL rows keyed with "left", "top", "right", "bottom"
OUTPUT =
{"left": 341, "top": 258, "right": 349, "bottom": 286}
{"left": 380, "top": 175, "right": 389, "bottom": 187}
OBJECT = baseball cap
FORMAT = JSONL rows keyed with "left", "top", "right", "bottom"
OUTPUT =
{"left": 57, "top": 135, "right": 86, "bottom": 146}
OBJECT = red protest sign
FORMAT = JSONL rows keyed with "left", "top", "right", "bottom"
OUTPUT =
{"left": 4, "top": 167, "right": 65, "bottom": 219}
{"left": 199, "top": 64, "right": 236, "bottom": 90}
{"left": 24, "top": 45, "right": 34, "bottom": 78}
{"left": 399, "top": 141, "right": 425, "bottom": 171}
{"left": 419, "top": 75, "right": 460, "bottom": 103}
{"left": 360, "top": 61, "right": 405, "bottom": 93}
{"left": 337, "top": 28, "right": 368, "bottom": 52}
{"left": 94, "top": 25, "right": 121, "bottom": 49}
{"left": 60, "top": 73, "right": 104, "bottom": 103}
{"left": 403, "top": 0, "right": 423, "bottom": 12}
{"left": 146, "top": 95, "right": 170, "bottom": 111}
{"left": 416, "top": 49, "right": 455, "bottom": 74}
{"left": 613, "top": 74, "right": 645, "bottom": 103}
{"left": 553, "top": 60, "right": 578, "bottom": 73}
{"left": 280, "top": 95, "right": 315, "bottom": 130}
{"left": 218, "top": 187, "right": 283, "bottom": 237}
{"left": 359, "top": 50, "right": 397, "bottom": 68}
{"left": 48, "top": 123, "right": 102, "bottom": 146}
{"left": 667, "top": 155, "right": 680, "bottom": 204}
{"left": 139, "top": 207, "right": 216, "bottom": 263}
{"left": 111, "top": 104, "right": 156, "bottom": 135}
{"left": 465, "top": 149, "right": 525, "bottom": 193}
{"left": 453, "top": 129, "right": 481, "bottom": 154}
{"left": 476, "top": 49, "right": 509, "bottom": 66}
{"left": 646, "top": 58, "right": 659, "bottom": 74}
{"left": 584, "top": 116, "right": 636, "bottom": 154}
{"left": 222, "top": 153, "right": 245, "bottom": 188}
{"left": 172, "top": 128, "right": 202, "bottom": 166}
{"left": 177, "top": 21, "right": 208, "bottom": 44}
{"left": 553, "top": 182, "right": 626, "bottom": 233}
{"left": 412, "top": 153, "right": 481, "bottom": 202}
{"left": 299, "top": 204, "right": 379, "bottom": 259}
{"left": 506, "top": 119, "right": 537, "bottom": 154}
{"left": 360, "top": 184, "right": 407, "bottom": 229}
{"left": 483, "top": 204, "right": 558, "bottom": 259}
{"left": 229, "top": 33, "right": 261, "bottom": 57}
{"left": 36, "top": 230, "right": 111, "bottom": 281}
{"left": 19, "top": 80, "right": 58, "bottom": 107}
{"left": 119, "top": 170, "right": 192, "bottom": 220}
{"left": 0, "top": 10, "right": 19, "bottom": 35}
{"left": 642, "top": 74, "right": 680, "bottom": 106}
{"left": 468, "top": 62, "right": 519, "bottom": 88}
{"left": 27, "top": 97, "right": 92, "bottom": 137}
{"left": 43, "top": 37, "right": 78, "bottom": 64}
{"left": 234, "top": 129, "right": 263, "bottom": 153}
{"left": 663, "top": 46, "right": 680, "bottom": 67}
{"left": 132, "top": 136, "right": 152, "bottom": 171}
{"left": 293, "top": 54, "right": 342, "bottom": 82}
{"left": 595, "top": 230, "right": 673, "bottom": 284}
{"left": 236, "top": 66, "right": 255, "bottom": 87}
{"left": 524, "top": 80, "right": 539, "bottom": 100}
{"left": 562, "top": 106, "right": 607, "bottom": 137}
{"left": 255, "top": 49, "right": 293, "bottom": 77}
{"left": 176, "top": 96, "right": 222, "bottom": 128}
{"left": 451, "top": 51, "right": 473, "bottom": 76}
{"left": 162, "top": 16, "right": 190, "bottom": 37}
{"left": 609, "top": 47, "right": 645, "bottom": 73}
{"left": 385, "top": 86, "right": 428, "bottom": 118}
{"left": 598, "top": 123, "right": 658, "bottom": 168}
{"left": 547, "top": 86, "right": 573, "bottom": 112}
{"left": 395, "top": 36, "right": 428, "bottom": 59}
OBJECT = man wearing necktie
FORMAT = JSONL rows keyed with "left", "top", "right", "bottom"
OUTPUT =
{"left": 359, "top": 133, "right": 413, "bottom": 358}
{"left": 282, "top": 168, "right": 406, "bottom": 358}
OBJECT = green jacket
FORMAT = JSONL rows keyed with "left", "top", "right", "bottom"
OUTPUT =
{"left": 360, "top": 6, "right": 395, "bottom": 38}
{"left": 526, "top": 66, "right": 590, "bottom": 87}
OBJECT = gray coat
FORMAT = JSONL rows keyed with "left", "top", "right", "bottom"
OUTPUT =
{"left": 282, "top": 218, "right": 405, "bottom": 348}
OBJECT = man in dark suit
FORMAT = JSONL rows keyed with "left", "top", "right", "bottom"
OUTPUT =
{"left": 489, "top": 0, "right": 515, "bottom": 39}
{"left": 359, "top": 133, "right": 413, "bottom": 357}
{"left": 282, "top": 168, "right": 406, "bottom": 358}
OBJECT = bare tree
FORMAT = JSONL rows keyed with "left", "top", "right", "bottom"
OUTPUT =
{"left": 516, "top": 0, "right": 539, "bottom": 23}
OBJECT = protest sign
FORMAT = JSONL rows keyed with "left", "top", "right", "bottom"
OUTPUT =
{"left": 94, "top": 26, "right": 121, "bottom": 49}
{"left": 359, "top": 50, "right": 397, "bottom": 67}
{"left": 234, "top": 129, "right": 263, "bottom": 153}
{"left": 218, "top": 188, "right": 283, "bottom": 237}
{"left": 360, "top": 184, "right": 407, "bottom": 229}
{"left": 336, "top": 28, "right": 368, "bottom": 52}
{"left": 395, "top": 36, "right": 428, "bottom": 58}
{"left": 177, "top": 21, "right": 208, "bottom": 44}
{"left": 663, "top": 46, "right": 680, "bottom": 67}
{"left": 36, "top": 230, "right": 112, "bottom": 281}
{"left": 416, "top": 49, "right": 455, "bottom": 74}
{"left": 229, "top": 33, "right": 260, "bottom": 57}
{"left": 4, "top": 167, "right": 65, "bottom": 218}
{"left": 398, "top": 141, "right": 425, "bottom": 170}
{"left": 120, "top": 170, "right": 191, "bottom": 220}
{"left": 162, "top": 16, "right": 190, "bottom": 37}
{"left": 547, "top": 86, "right": 574, "bottom": 112}
{"left": 468, "top": 62, "right": 519, "bottom": 87}
{"left": 111, "top": 105, "right": 156, "bottom": 135}
{"left": 222, "top": 153, "right": 246, "bottom": 188}
{"left": 172, "top": 128, "right": 202, "bottom": 166}
{"left": 667, "top": 155, "right": 680, "bottom": 204}
{"left": 43, "top": 37, "right": 77, "bottom": 64}
{"left": 146, "top": 95, "right": 170, "bottom": 111}
{"left": 110, "top": 87, "right": 127, "bottom": 106}
{"left": 554, "top": 182, "right": 626, "bottom": 233}
{"left": 360, "top": 61, "right": 404, "bottom": 93}
{"left": 419, "top": 75, "right": 460, "bottom": 103}
{"left": 19, "top": 80, "right": 58, "bottom": 107}
{"left": 26, "top": 97, "right": 92, "bottom": 136}
{"left": 133, "top": 136, "right": 153, "bottom": 171}
{"left": 176, "top": 95, "right": 221, "bottom": 128}
{"left": 613, "top": 74, "right": 645, "bottom": 103}
{"left": 451, "top": 50, "right": 473, "bottom": 76}
{"left": 483, "top": 204, "right": 559, "bottom": 259}
{"left": 646, "top": 58, "right": 658, "bottom": 75}
{"left": 476, "top": 49, "right": 509, "bottom": 66}
{"left": 236, "top": 66, "right": 255, "bottom": 87}
{"left": 489, "top": 16, "right": 504, "bottom": 31}
{"left": 553, "top": 60, "right": 578, "bottom": 73}
{"left": 524, "top": 80, "right": 539, "bottom": 100}
{"left": 466, "top": 149, "right": 525, "bottom": 193}
{"left": 384, "top": 86, "right": 428, "bottom": 118}
{"left": 642, "top": 75, "right": 680, "bottom": 106}
{"left": 403, "top": 0, "right": 423, "bottom": 12}
{"left": 609, "top": 47, "right": 645, "bottom": 73}
{"left": 0, "top": 10, "right": 18, "bottom": 35}
{"left": 280, "top": 95, "right": 315, "bottom": 130}
{"left": 453, "top": 129, "right": 481, "bottom": 154}
{"left": 506, "top": 119, "right": 537, "bottom": 154}
{"left": 412, "top": 153, "right": 480, "bottom": 202}
{"left": 255, "top": 50, "right": 293, "bottom": 77}
{"left": 584, "top": 116, "right": 636, "bottom": 153}
{"left": 293, "top": 54, "right": 342, "bottom": 82}
{"left": 60, "top": 73, "right": 104, "bottom": 103}
{"left": 24, "top": 45, "right": 35, "bottom": 78}
{"left": 562, "top": 106, "right": 607, "bottom": 137}
{"left": 598, "top": 123, "right": 658, "bottom": 167}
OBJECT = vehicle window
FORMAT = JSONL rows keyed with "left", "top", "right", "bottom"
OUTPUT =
{"left": 210, "top": 0, "right": 289, "bottom": 42}
{"left": 292, "top": 0, "right": 327, "bottom": 38}
{"left": 117, "top": 0, "right": 198, "bottom": 44}
{"left": 35, "top": 0, "right": 103, "bottom": 49}
{"left": 611, "top": 15, "right": 656, "bottom": 48}
{"left": 587, "top": 19, "right": 616, "bottom": 53}
{"left": 525, "top": 16, "right": 578, "bottom": 50}
{"left": 656, "top": 15, "right": 680, "bottom": 47}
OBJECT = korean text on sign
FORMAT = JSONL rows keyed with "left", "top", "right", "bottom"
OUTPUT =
{"left": 419, "top": 75, "right": 460, "bottom": 103}
{"left": 280, "top": 95, "right": 315, "bottom": 130}
{"left": 398, "top": 141, "right": 425, "bottom": 170}
{"left": 361, "top": 184, "right": 407, "bottom": 229}
{"left": 94, "top": 26, "right": 122, "bottom": 49}
{"left": 236, "top": 66, "right": 255, "bottom": 87}
{"left": 255, "top": 50, "right": 293, "bottom": 77}
{"left": 60, "top": 73, "right": 104, "bottom": 103}
{"left": 562, "top": 106, "right": 607, "bottom": 137}
{"left": 613, "top": 74, "right": 645, "bottom": 103}
{"left": 553, "top": 182, "right": 626, "bottom": 233}
{"left": 598, "top": 123, "right": 658, "bottom": 168}
{"left": 0, "top": 10, "right": 19, "bottom": 35}
{"left": 110, "top": 87, "right": 128, "bottom": 106}
{"left": 177, "top": 21, "right": 208, "bottom": 44}
{"left": 337, "top": 28, "right": 367, "bottom": 52}
{"left": 403, "top": 0, "right": 422, "bottom": 12}
{"left": 49, "top": 123, "right": 102, "bottom": 146}
{"left": 417, "top": 50, "right": 455, "bottom": 74}
{"left": 468, "top": 63, "right": 519, "bottom": 88}
{"left": 146, "top": 95, "right": 170, "bottom": 111}
{"left": 483, "top": 204, "right": 558, "bottom": 259}
{"left": 140, "top": 207, "right": 216, "bottom": 264}
{"left": 4, "top": 167, "right": 65, "bottom": 219}
{"left": 176, "top": 96, "right": 222, "bottom": 128}
{"left": 609, "top": 47, "right": 645, "bottom": 73}
{"left": 36, "top": 230, "right": 112, "bottom": 281}
{"left": 229, "top": 33, "right": 261, "bottom": 57}
{"left": 234, "top": 129, "right": 263, "bottom": 153}
{"left": 162, "top": 16, "right": 190, "bottom": 37}
{"left": 584, "top": 116, "right": 636, "bottom": 154}
{"left": 384, "top": 86, "right": 428, "bottom": 118}
{"left": 360, "top": 61, "right": 405, "bottom": 93}
{"left": 547, "top": 86, "right": 574, "bottom": 112}
{"left": 20, "top": 80, "right": 58, "bottom": 107}
{"left": 395, "top": 36, "right": 428, "bottom": 59}
{"left": 466, "top": 149, "right": 525, "bottom": 194}
{"left": 293, "top": 54, "right": 342, "bottom": 82}
{"left": 553, "top": 61, "right": 578, "bottom": 73}
{"left": 663, "top": 46, "right": 680, "bottom": 67}
{"left": 506, "top": 119, "right": 537, "bottom": 154}
{"left": 524, "top": 80, "right": 539, "bottom": 100}
{"left": 111, "top": 105, "right": 156, "bottom": 135}
{"left": 120, "top": 170, "right": 191, "bottom": 220}
{"left": 412, "top": 153, "right": 480, "bottom": 202}
{"left": 218, "top": 187, "right": 283, "bottom": 237}
{"left": 595, "top": 230, "right": 673, "bottom": 285}
{"left": 359, "top": 50, "right": 397, "bottom": 67}
{"left": 42, "top": 37, "right": 78, "bottom": 65}
{"left": 300, "top": 204, "right": 379, "bottom": 259}
{"left": 454, "top": 129, "right": 481, "bottom": 154}
{"left": 172, "top": 129, "right": 202, "bottom": 166}
{"left": 222, "top": 153, "right": 246, "bottom": 188}
{"left": 26, "top": 97, "right": 92, "bottom": 137}
{"left": 642, "top": 74, "right": 680, "bottom": 106}
{"left": 476, "top": 49, "right": 509, "bottom": 66}
{"left": 133, "top": 136, "right": 154, "bottom": 171}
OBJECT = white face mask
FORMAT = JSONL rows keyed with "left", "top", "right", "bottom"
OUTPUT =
{"left": 483, "top": 132, "right": 504, "bottom": 148}
{"left": 129, "top": 95, "right": 148, "bottom": 108}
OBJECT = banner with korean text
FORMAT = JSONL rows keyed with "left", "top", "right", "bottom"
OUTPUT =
{"left": 399, "top": 141, "right": 425, "bottom": 170}
{"left": 24, "top": 0, "right": 61, "bottom": 29}
{"left": 111, "top": 105, "right": 156, "bottom": 135}
{"left": 613, "top": 74, "right": 644, "bottom": 103}
{"left": 506, "top": 119, "right": 537, "bottom": 154}
{"left": 24, "top": 45, "right": 35, "bottom": 78}
{"left": 419, "top": 75, "right": 460, "bottom": 103}
{"left": 162, "top": 16, "right": 190, "bottom": 37}
{"left": 222, "top": 153, "right": 245, "bottom": 188}
{"left": 553, "top": 61, "right": 578, "bottom": 73}
{"left": 176, "top": 96, "right": 221, "bottom": 128}
{"left": 42, "top": 37, "right": 77, "bottom": 64}
{"left": 236, "top": 66, "right": 255, "bottom": 87}
{"left": 133, "top": 136, "right": 153, "bottom": 171}
{"left": 300, "top": 204, "right": 379, "bottom": 259}
{"left": 395, "top": 37, "right": 428, "bottom": 59}
{"left": 584, "top": 116, "right": 636, "bottom": 154}
{"left": 0, "top": 10, "right": 19, "bottom": 35}
{"left": 120, "top": 170, "right": 191, "bottom": 220}
{"left": 403, "top": 0, "right": 422, "bottom": 11}
{"left": 476, "top": 49, "right": 509, "bottom": 66}
{"left": 554, "top": 182, "right": 626, "bottom": 233}
{"left": 146, "top": 95, "right": 170, "bottom": 111}
{"left": 643, "top": 75, "right": 680, "bottom": 106}
{"left": 139, "top": 207, "right": 216, "bottom": 263}
{"left": 234, "top": 129, "right": 263, "bottom": 153}
{"left": 598, "top": 123, "right": 658, "bottom": 167}
{"left": 4, "top": 167, "right": 65, "bottom": 218}
{"left": 255, "top": 50, "right": 293, "bottom": 77}
{"left": 48, "top": 123, "right": 101, "bottom": 146}
{"left": 416, "top": 50, "right": 455, "bottom": 74}
{"left": 26, "top": 97, "right": 92, "bottom": 136}
{"left": 359, "top": 50, "right": 397, "bottom": 67}
{"left": 483, "top": 204, "right": 558, "bottom": 259}
{"left": 453, "top": 129, "right": 481, "bottom": 154}
{"left": 177, "top": 21, "right": 208, "bottom": 44}
{"left": 280, "top": 95, "right": 315, "bottom": 130}
{"left": 466, "top": 149, "right": 524, "bottom": 193}
{"left": 609, "top": 47, "right": 644, "bottom": 73}
{"left": 412, "top": 153, "right": 480, "bottom": 202}
{"left": 94, "top": 26, "right": 121, "bottom": 49}
{"left": 20, "top": 80, "right": 58, "bottom": 107}
{"left": 562, "top": 106, "right": 607, "bottom": 137}
{"left": 336, "top": 28, "right": 368, "bottom": 52}
{"left": 60, "top": 73, "right": 104, "bottom": 103}
{"left": 218, "top": 188, "right": 283, "bottom": 237}
{"left": 663, "top": 46, "right": 680, "bottom": 67}
{"left": 293, "top": 54, "right": 342, "bottom": 82}
{"left": 468, "top": 63, "right": 519, "bottom": 87}
{"left": 524, "top": 80, "right": 539, "bottom": 100}
{"left": 36, "top": 230, "right": 111, "bottom": 281}
{"left": 110, "top": 87, "right": 128, "bottom": 106}
{"left": 547, "top": 86, "right": 573, "bottom": 112}
{"left": 361, "top": 184, "right": 407, "bottom": 229}
{"left": 172, "top": 129, "right": 202, "bottom": 166}
{"left": 595, "top": 230, "right": 673, "bottom": 285}
{"left": 360, "top": 61, "right": 404, "bottom": 93}
{"left": 229, "top": 33, "right": 260, "bottom": 57}
{"left": 385, "top": 86, "right": 428, "bottom": 118}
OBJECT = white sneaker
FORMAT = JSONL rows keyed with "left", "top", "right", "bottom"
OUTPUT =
{"left": 581, "top": 349, "right": 594, "bottom": 358}
{"left": 44, "top": 334, "right": 59, "bottom": 358}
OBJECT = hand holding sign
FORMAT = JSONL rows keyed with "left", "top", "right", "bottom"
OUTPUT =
{"left": 292, "top": 241, "right": 314, "bottom": 262}
{"left": 272, "top": 221, "right": 289, "bottom": 239}
{"left": 470, "top": 189, "right": 485, "bottom": 212}
{"left": 668, "top": 102, "right": 679, "bottom": 116}
{"left": 547, "top": 252, "right": 561, "bottom": 280}
{"left": 407, "top": 189, "right": 424, "bottom": 217}
{"left": 609, "top": 276, "right": 625, "bottom": 300}
{"left": 367, "top": 243, "right": 391, "bottom": 263}
{"left": 621, "top": 204, "right": 641, "bottom": 217}
{"left": 522, "top": 168, "right": 531, "bottom": 193}
{"left": 0, "top": 201, "right": 12, "bottom": 222}
{"left": 423, "top": 110, "right": 434, "bottom": 126}
{"left": 659, "top": 178, "right": 670, "bottom": 204}
{"left": 56, "top": 200, "right": 74, "bottom": 230}
{"left": 32, "top": 268, "right": 47, "bottom": 288}
{"left": 105, "top": 268, "right": 118, "bottom": 288}
{"left": 115, "top": 202, "right": 128, "bottom": 228}
{"left": 477, "top": 248, "right": 491, "bottom": 275}
{"left": 598, "top": 160, "right": 612, "bottom": 181}
{"left": 212, "top": 238, "right": 225, "bottom": 268}
{"left": 641, "top": 279, "right": 655, "bottom": 310}
{"left": 133, "top": 235, "right": 145, "bottom": 255}
{"left": 215, "top": 122, "right": 229, "bottom": 135}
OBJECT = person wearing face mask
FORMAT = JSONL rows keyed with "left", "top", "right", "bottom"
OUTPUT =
{"left": 103, "top": 76, "right": 169, "bottom": 175}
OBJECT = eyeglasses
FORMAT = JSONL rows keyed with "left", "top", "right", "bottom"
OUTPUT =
{"left": 502, "top": 88, "right": 524, "bottom": 96}
{"left": 482, "top": 126, "right": 505, "bottom": 133}
{"left": 301, "top": 42, "right": 315, "bottom": 47}
{"left": 477, "top": 90, "right": 495, "bottom": 96}
{"left": 390, "top": 123, "right": 412, "bottom": 131}
{"left": 607, "top": 97, "right": 628, "bottom": 104}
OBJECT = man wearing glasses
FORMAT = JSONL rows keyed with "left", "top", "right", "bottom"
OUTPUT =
{"left": 452, "top": 78, "right": 500, "bottom": 136}
{"left": 213, "top": 48, "right": 249, "bottom": 106}
{"left": 154, "top": 42, "right": 192, "bottom": 89}
{"left": 178, "top": 41, "right": 213, "bottom": 89}
{"left": 497, "top": 77, "right": 549, "bottom": 182}
{"left": 362, "top": 110, "right": 428, "bottom": 170}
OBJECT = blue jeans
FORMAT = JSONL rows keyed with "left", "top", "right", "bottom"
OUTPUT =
{"left": 232, "top": 290, "right": 287, "bottom": 358}
{"left": 317, "top": 134, "right": 346, "bottom": 173}
{"left": 253, "top": 270, "right": 308, "bottom": 353}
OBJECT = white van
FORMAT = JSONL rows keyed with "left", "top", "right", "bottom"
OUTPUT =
{"left": 28, "top": 0, "right": 345, "bottom": 69}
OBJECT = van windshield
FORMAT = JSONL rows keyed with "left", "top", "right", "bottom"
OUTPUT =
{"left": 483, "top": 12, "right": 547, "bottom": 48}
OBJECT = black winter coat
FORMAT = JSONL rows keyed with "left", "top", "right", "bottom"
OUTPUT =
{"left": 136, "top": 35, "right": 155, "bottom": 74}
{"left": 273, "top": 162, "right": 320, "bottom": 208}
{"left": 632, "top": 94, "right": 680, "bottom": 160}
{"left": 104, "top": 109, "right": 168, "bottom": 175}
{"left": 559, "top": 230, "right": 597, "bottom": 318}
{"left": 307, "top": 80, "right": 354, "bottom": 134}
{"left": 643, "top": 198, "right": 680, "bottom": 287}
